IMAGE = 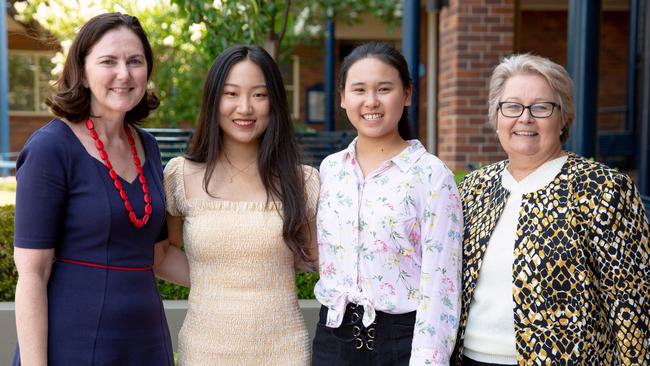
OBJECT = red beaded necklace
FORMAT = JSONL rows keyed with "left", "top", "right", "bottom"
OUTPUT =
{"left": 85, "top": 118, "right": 152, "bottom": 228}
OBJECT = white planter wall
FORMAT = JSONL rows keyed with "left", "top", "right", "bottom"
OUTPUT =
{"left": 0, "top": 299, "right": 321, "bottom": 364}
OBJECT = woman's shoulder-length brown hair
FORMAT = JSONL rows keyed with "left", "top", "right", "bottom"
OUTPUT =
{"left": 46, "top": 12, "right": 159, "bottom": 125}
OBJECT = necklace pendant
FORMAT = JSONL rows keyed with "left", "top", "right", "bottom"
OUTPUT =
{"left": 225, "top": 157, "right": 257, "bottom": 184}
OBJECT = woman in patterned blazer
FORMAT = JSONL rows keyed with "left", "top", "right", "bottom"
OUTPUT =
{"left": 452, "top": 54, "right": 649, "bottom": 366}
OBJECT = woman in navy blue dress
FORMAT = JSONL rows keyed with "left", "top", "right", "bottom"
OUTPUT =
{"left": 12, "top": 13, "right": 173, "bottom": 365}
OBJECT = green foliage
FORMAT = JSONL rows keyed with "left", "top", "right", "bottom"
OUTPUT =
{"left": 454, "top": 171, "right": 469, "bottom": 185}
{"left": 13, "top": 0, "right": 206, "bottom": 127}
{"left": 172, "top": 0, "right": 265, "bottom": 59}
{"left": 134, "top": 5, "right": 211, "bottom": 127}
{"left": 0, "top": 172, "right": 468, "bottom": 302}
{"left": 14, "top": 0, "right": 402, "bottom": 128}
{"left": 0, "top": 204, "right": 316, "bottom": 300}
{"left": 157, "top": 279, "right": 190, "bottom": 300}
{"left": 171, "top": 0, "right": 402, "bottom": 60}
{"left": 158, "top": 272, "right": 318, "bottom": 300}
{"left": 295, "top": 272, "right": 318, "bottom": 299}
{"left": 0, "top": 205, "right": 18, "bottom": 301}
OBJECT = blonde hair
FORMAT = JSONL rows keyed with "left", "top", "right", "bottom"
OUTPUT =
{"left": 488, "top": 54, "right": 575, "bottom": 143}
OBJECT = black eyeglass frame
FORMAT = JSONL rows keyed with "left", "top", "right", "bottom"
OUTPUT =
{"left": 497, "top": 101, "right": 560, "bottom": 118}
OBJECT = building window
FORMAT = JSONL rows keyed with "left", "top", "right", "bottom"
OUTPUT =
{"left": 9, "top": 52, "right": 54, "bottom": 114}
{"left": 280, "top": 55, "right": 300, "bottom": 120}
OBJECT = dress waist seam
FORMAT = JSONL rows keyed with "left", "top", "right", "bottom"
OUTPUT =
{"left": 55, "top": 257, "right": 153, "bottom": 271}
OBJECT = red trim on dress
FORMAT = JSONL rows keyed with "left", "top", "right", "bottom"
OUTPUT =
{"left": 56, "top": 257, "right": 153, "bottom": 271}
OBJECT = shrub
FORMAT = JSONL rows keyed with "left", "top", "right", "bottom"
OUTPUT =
{"left": 157, "top": 279, "right": 190, "bottom": 300}
{"left": 0, "top": 166, "right": 469, "bottom": 302}
{"left": 295, "top": 272, "right": 318, "bottom": 300}
{"left": 0, "top": 205, "right": 17, "bottom": 301}
{"left": 454, "top": 171, "right": 469, "bottom": 185}
{"left": 157, "top": 273, "right": 318, "bottom": 300}
{"left": 0, "top": 204, "right": 317, "bottom": 300}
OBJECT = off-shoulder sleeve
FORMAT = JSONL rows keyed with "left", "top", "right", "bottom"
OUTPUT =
{"left": 14, "top": 131, "right": 68, "bottom": 249}
{"left": 303, "top": 165, "right": 320, "bottom": 221}
{"left": 163, "top": 157, "right": 184, "bottom": 217}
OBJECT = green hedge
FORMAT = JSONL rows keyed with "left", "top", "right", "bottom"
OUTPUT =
{"left": 0, "top": 204, "right": 317, "bottom": 301}
{"left": 0, "top": 172, "right": 472, "bottom": 301}
{"left": 0, "top": 205, "right": 17, "bottom": 301}
{"left": 157, "top": 272, "right": 318, "bottom": 300}
{"left": 295, "top": 272, "right": 319, "bottom": 300}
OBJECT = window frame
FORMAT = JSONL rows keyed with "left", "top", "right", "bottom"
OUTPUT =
{"left": 8, "top": 50, "right": 55, "bottom": 116}
{"left": 282, "top": 55, "right": 300, "bottom": 120}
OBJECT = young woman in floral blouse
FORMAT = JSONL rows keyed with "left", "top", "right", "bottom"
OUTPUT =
{"left": 312, "top": 42, "right": 463, "bottom": 366}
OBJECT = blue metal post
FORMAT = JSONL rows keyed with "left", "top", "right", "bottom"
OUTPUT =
{"left": 0, "top": 0, "right": 10, "bottom": 176}
{"left": 402, "top": 0, "right": 420, "bottom": 138}
{"left": 639, "top": 0, "right": 650, "bottom": 195}
{"left": 324, "top": 20, "right": 336, "bottom": 132}
{"left": 626, "top": 0, "right": 639, "bottom": 132}
{"left": 566, "top": 0, "right": 601, "bottom": 158}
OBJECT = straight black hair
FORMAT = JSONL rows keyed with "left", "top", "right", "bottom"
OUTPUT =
{"left": 186, "top": 45, "right": 310, "bottom": 263}
{"left": 338, "top": 42, "right": 412, "bottom": 140}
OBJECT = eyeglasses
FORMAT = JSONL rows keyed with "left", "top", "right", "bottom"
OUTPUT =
{"left": 498, "top": 101, "right": 559, "bottom": 118}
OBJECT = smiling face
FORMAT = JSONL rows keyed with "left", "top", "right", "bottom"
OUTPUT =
{"left": 497, "top": 73, "right": 565, "bottom": 167}
{"left": 340, "top": 57, "right": 412, "bottom": 142}
{"left": 83, "top": 27, "right": 148, "bottom": 121}
{"left": 218, "top": 59, "right": 270, "bottom": 146}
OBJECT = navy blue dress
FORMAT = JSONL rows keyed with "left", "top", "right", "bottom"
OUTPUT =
{"left": 13, "top": 119, "right": 174, "bottom": 366}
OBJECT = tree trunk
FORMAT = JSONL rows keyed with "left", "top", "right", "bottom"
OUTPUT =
{"left": 263, "top": 37, "right": 279, "bottom": 60}
{"left": 262, "top": 0, "right": 291, "bottom": 60}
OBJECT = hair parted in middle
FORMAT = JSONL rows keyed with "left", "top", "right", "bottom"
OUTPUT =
{"left": 186, "top": 44, "right": 310, "bottom": 263}
{"left": 488, "top": 53, "right": 575, "bottom": 143}
{"left": 337, "top": 42, "right": 413, "bottom": 140}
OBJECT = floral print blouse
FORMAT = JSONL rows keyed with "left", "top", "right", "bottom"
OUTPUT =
{"left": 315, "top": 138, "right": 463, "bottom": 365}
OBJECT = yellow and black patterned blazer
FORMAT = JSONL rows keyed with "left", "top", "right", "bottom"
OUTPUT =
{"left": 452, "top": 153, "right": 649, "bottom": 366}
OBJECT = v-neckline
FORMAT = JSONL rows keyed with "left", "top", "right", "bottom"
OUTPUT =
{"left": 56, "top": 119, "right": 148, "bottom": 184}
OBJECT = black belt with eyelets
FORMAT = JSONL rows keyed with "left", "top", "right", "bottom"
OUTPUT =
{"left": 348, "top": 303, "right": 376, "bottom": 350}
{"left": 332, "top": 303, "right": 416, "bottom": 351}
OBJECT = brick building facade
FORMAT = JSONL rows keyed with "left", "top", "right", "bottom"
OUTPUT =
{"left": 293, "top": 0, "right": 631, "bottom": 172}
{"left": 436, "top": 0, "right": 514, "bottom": 170}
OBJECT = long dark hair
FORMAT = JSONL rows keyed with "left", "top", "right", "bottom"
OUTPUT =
{"left": 186, "top": 44, "right": 309, "bottom": 262}
{"left": 46, "top": 12, "right": 159, "bottom": 125}
{"left": 338, "top": 42, "right": 412, "bottom": 140}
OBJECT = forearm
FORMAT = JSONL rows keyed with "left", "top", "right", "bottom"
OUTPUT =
{"left": 15, "top": 274, "right": 49, "bottom": 366}
{"left": 154, "top": 245, "right": 190, "bottom": 287}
